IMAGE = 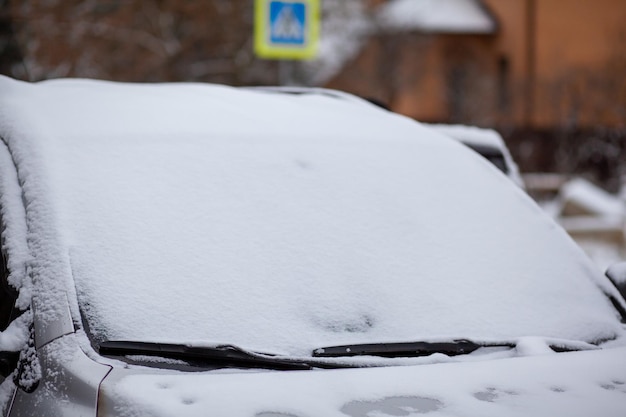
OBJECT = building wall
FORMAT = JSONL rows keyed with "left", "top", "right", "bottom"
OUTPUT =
{"left": 533, "top": 0, "right": 626, "bottom": 128}
{"left": 480, "top": 0, "right": 530, "bottom": 126}
{"left": 326, "top": 33, "right": 500, "bottom": 125}
{"left": 484, "top": 0, "right": 626, "bottom": 129}
{"left": 328, "top": 0, "right": 626, "bottom": 131}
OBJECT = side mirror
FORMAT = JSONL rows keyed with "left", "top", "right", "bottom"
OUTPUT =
{"left": 606, "top": 262, "right": 626, "bottom": 301}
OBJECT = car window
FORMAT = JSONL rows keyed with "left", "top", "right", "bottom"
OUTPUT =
{"left": 463, "top": 143, "right": 509, "bottom": 174}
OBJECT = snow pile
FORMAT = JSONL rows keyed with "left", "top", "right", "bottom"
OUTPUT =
{"left": 377, "top": 0, "right": 497, "bottom": 33}
{"left": 0, "top": 76, "right": 623, "bottom": 360}
{"left": 556, "top": 178, "right": 625, "bottom": 251}
{"left": 559, "top": 178, "right": 625, "bottom": 217}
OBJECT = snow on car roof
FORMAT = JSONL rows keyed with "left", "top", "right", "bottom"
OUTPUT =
{"left": 425, "top": 124, "right": 506, "bottom": 150}
{"left": 0, "top": 76, "right": 622, "bottom": 357}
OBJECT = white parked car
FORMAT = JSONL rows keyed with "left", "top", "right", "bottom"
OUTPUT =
{"left": 425, "top": 124, "right": 525, "bottom": 188}
{"left": 0, "top": 76, "right": 625, "bottom": 417}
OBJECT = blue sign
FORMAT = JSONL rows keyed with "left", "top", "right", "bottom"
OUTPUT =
{"left": 269, "top": 1, "right": 306, "bottom": 45}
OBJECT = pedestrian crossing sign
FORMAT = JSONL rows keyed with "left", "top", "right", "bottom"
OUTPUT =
{"left": 254, "top": 0, "right": 320, "bottom": 60}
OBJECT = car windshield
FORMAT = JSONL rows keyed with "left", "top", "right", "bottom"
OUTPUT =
{"left": 2, "top": 79, "right": 622, "bottom": 358}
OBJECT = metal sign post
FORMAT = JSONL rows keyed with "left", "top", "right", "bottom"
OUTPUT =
{"left": 254, "top": 0, "right": 320, "bottom": 60}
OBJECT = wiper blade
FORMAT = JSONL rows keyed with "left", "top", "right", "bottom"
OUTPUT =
{"left": 312, "top": 339, "right": 514, "bottom": 358}
{"left": 100, "top": 340, "right": 314, "bottom": 371}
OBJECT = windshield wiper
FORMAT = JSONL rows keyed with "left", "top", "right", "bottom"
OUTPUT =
{"left": 312, "top": 340, "right": 515, "bottom": 358}
{"left": 100, "top": 340, "right": 315, "bottom": 371}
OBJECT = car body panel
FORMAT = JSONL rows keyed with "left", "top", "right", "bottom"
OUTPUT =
{"left": 32, "top": 294, "right": 74, "bottom": 350}
{"left": 8, "top": 335, "right": 111, "bottom": 417}
{"left": 97, "top": 345, "right": 626, "bottom": 417}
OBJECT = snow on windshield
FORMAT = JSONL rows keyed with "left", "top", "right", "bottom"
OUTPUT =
{"left": 0, "top": 77, "right": 622, "bottom": 357}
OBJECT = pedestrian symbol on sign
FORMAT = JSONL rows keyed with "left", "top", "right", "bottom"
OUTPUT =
{"left": 254, "top": 0, "right": 320, "bottom": 60}
{"left": 270, "top": 2, "right": 306, "bottom": 45}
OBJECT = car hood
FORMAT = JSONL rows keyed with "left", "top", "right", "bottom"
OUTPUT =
{"left": 98, "top": 345, "right": 626, "bottom": 417}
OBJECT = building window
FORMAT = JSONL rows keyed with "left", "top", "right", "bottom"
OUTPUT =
{"left": 498, "top": 55, "right": 510, "bottom": 110}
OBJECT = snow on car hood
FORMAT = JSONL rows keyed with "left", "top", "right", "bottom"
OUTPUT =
{"left": 101, "top": 346, "right": 626, "bottom": 417}
{"left": 0, "top": 76, "right": 623, "bottom": 357}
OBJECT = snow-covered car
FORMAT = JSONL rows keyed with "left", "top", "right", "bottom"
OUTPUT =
{"left": 0, "top": 76, "right": 625, "bottom": 417}
{"left": 425, "top": 124, "right": 524, "bottom": 188}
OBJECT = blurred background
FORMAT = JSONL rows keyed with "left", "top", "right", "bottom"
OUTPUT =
{"left": 1, "top": 0, "right": 625, "bottom": 268}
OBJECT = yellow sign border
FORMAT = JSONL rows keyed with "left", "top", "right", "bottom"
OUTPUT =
{"left": 254, "top": 0, "right": 320, "bottom": 60}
